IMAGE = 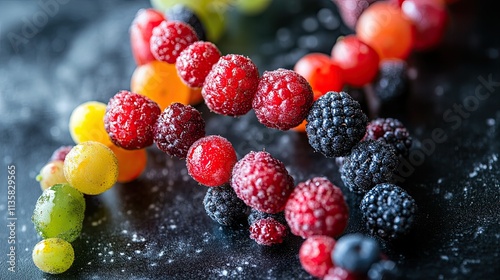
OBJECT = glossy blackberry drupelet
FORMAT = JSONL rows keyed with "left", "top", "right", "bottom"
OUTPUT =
{"left": 360, "top": 183, "right": 418, "bottom": 240}
{"left": 365, "top": 118, "right": 412, "bottom": 157}
{"left": 203, "top": 185, "right": 249, "bottom": 227}
{"left": 165, "top": 4, "right": 206, "bottom": 41}
{"left": 306, "top": 91, "right": 368, "bottom": 158}
{"left": 247, "top": 208, "right": 287, "bottom": 226}
{"left": 340, "top": 140, "right": 399, "bottom": 194}
{"left": 374, "top": 60, "right": 408, "bottom": 102}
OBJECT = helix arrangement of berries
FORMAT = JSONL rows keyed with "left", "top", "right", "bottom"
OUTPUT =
{"left": 29, "top": 2, "right": 430, "bottom": 278}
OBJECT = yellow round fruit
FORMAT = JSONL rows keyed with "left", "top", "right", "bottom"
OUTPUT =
{"left": 69, "top": 101, "right": 113, "bottom": 147}
{"left": 36, "top": 160, "right": 68, "bottom": 190}
{"left": 32, "top": 238, "right": 74, "bottom": 274}
{"left": 63, "top": 141, "right": 118, "bottom": 195}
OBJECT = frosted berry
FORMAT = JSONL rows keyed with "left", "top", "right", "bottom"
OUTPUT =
{"left": 285, "top": 177, "right": 348, "bottom": 238}
{"left": 104, "top": 90, "right": 161, "bottom": 150}
{"left": 248, "top": 209, "right": 287, "bottom": 227}
{"left": 202, "top": 54, "right": 259, "bottom": 116}
{"left": 150, "top": 20, "right": 198, "bottom": 63}
{"left": 50, "top": 146, "right": 73, "bottom": 162}
{"left": 231, "top": 151, "right": 294, "bottom": 214}
{"left": 299, "top": 235, "right": 336, "bottom": 278}
{"left": 165, "top": 4, "right": 207, "bottom": 41}
{"left": 253, "top": 69, "right": 314, "bottom": 130}
{"left": 203, "top": 184, "right": 249, "bottom": 226}
{"left": 249, "top": 217, "right": 287, "bottom": 246}
{"left": 154, "top": 102, "right": 205, "bottom": 158}
{"left": 360, "top": 183, "right": 418, "bottom": 240}
{"left": 306, "top": 91, "right": 368, "bottom": 158}
{"left": 374, "top": 59, "right": 408, "bottom": 102}
{"left": 340, "top": 140, "right": 399, "bottom": 194}
{"left": 364, "top": 118, "right": 412, "bottom": 157}
{"left": 130, "top": 8, "right": 166, "bottom": 65}
{"left": 176, "top": 41, "right": 221, "bottom": 88}
{"left": 187, "top": 135, "right": 237, "bottom": 187}
{"left": 332, "top": 234, "right": 381, "bottom": 274}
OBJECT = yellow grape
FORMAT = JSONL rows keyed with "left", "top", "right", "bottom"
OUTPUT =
{"left": 36, "top": 160, "right": 68, "bottom": 190}
{"left": 32, "top": 238, "right": 74, "bottom": 274}
{"left": 69, "top": 101, "right": 113, "bottom": 147}
{"left": 63, "top": 141, "right": 118, "bottom": 195}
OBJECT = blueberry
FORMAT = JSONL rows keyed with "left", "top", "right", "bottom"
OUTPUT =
{"left": 332, "top": 234, "right": 381, "bottom": 274}
{"left": 165, "top": 4, "right": 206, "bottom": 41}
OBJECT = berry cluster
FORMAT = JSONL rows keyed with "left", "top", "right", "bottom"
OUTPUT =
{"left": 29, "top": 1, "right": 435, "bottom": 277}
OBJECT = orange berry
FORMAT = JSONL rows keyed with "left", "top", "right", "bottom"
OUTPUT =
{"left": 131, "top": 60, "right": 191, "bottom": 110}
{"left": 109, "top": 145, "right": 147, "bottom": 183}
{"left": 356, "top": 2, "right": 414, "bottom": 60}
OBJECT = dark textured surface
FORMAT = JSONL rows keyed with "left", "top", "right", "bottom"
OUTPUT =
{"left": 0, "top": 0, "right": 499, "bottom": 279}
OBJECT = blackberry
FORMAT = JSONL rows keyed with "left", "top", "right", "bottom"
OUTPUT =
{"left": 374, "top": 60, "right": 408, "bottom": 102}
{"left": 306, "top": 91, "right": 368, "bottom": 158}
{"left": 341, "top": 140, "right": 399, "bottom": 194}
{"left": 154, "top": 103, "right": 205, "bottom": 159}
{"left": 368, "top": 260, "right": 400, "bottom": 280}
{"left": 248, "top": 209, "right": 287, "bottom": 227}
{"left": 203, "top": 185, "right": 249, "bottom": 227}
{"left": 365, "top": 118, "right": 412, "bottom": 157}
{"left": 165, "top": 4, "right": 206, "bottom": 41}
{"left": 360, "top": 183, "right": 418, "bottom": 240}
{"left": 332, "top": 233, "right": 381, "bottom": 274}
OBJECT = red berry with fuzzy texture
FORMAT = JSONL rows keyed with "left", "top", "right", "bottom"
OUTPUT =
{"left": 285, "top": 177, "right": 349, "bottom": 238}
{"left": 187, "top": 135, "right": 237, "bottom": 187}
{"left": 249, "top": 217, "right": 287, "bottom": 246}
{"left": 253, "top": 69, "right": 313, "bottom": 130}
{"left": 299, "top": 235, "right": 336, "bottom": 278}
{"left": 50, "top": 146, "right": 73, "bottom": 162}
{"left": 130, "top": 9, "right": 166, "bottom": 65}
{"left": 202, "top": 54, "right": 259, "bottom": 116}
{"left": 231, "top": 151, "right": 294, "bottom": 214}
{"left": 150, "top": 20, "right": 198, "bottom": 64}
{"left": 176, "top": 41, "right": 221, "bottom": 88}
{"left": 154, "top": 102, "right": 205, "bottom": 158}
{"left": 105, "top": 90, "right": 161, "bottom": 150}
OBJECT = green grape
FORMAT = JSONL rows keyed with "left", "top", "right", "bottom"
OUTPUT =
{"left": 234, "top": 0, "right": 271, "bottom": 15}
{"left": 36, "top": 160, "right": 68, "bottom": 191}
{"left": 150, "top": 0, "right": 226, "bottom": 42}
{"left": 32, "top": 184, "right": 85, "bottom": 242}
{"left": 63, "top": 141, "right": 118, "bottom": 195}
{"left": 32, "top": 238, "right": 74, "bottom": 274}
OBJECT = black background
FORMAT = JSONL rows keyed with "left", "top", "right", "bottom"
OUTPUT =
{"left": 0, "top": 0, "right": 499, "bottom": 279}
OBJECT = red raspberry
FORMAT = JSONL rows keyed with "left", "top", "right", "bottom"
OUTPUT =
{"left": 130, "top": 8, "right": 165, "bottom": 65}
{"left": 50, "top": 145, "right": 73, "bottom": 162}
{"left": 176, "top": 41, "right": 221, "bottom": 88}
{"left": 150, "top": 20, "right": 198, "bottom": 64}
{"left": 285, "top": 177, "right": 348, "bottom": 238}
{"left": 154, "top": 103, "right": 205, "bottom": 158}
{"left": 299, "top": 235, "right": 336, "bottom": 278}
{"left": 252, "top": 68, "right": 313, "bottom": 130}
{"left": 323, "top": 267, "right": 358, "bottom": 280}
{"left": 202, "top": 54, "right": 259, "bottom": 116}
{"left": 186, "top": 135, "right": 237, "bottom": 187}
{"left": 105, "top": 90, "right": 161, "bottom": 150}
{"left": 249, "top": 217, "right": 287, "bottom": 246}
{"left": 231, "top": 151, "right": 294, "bottom": 214}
